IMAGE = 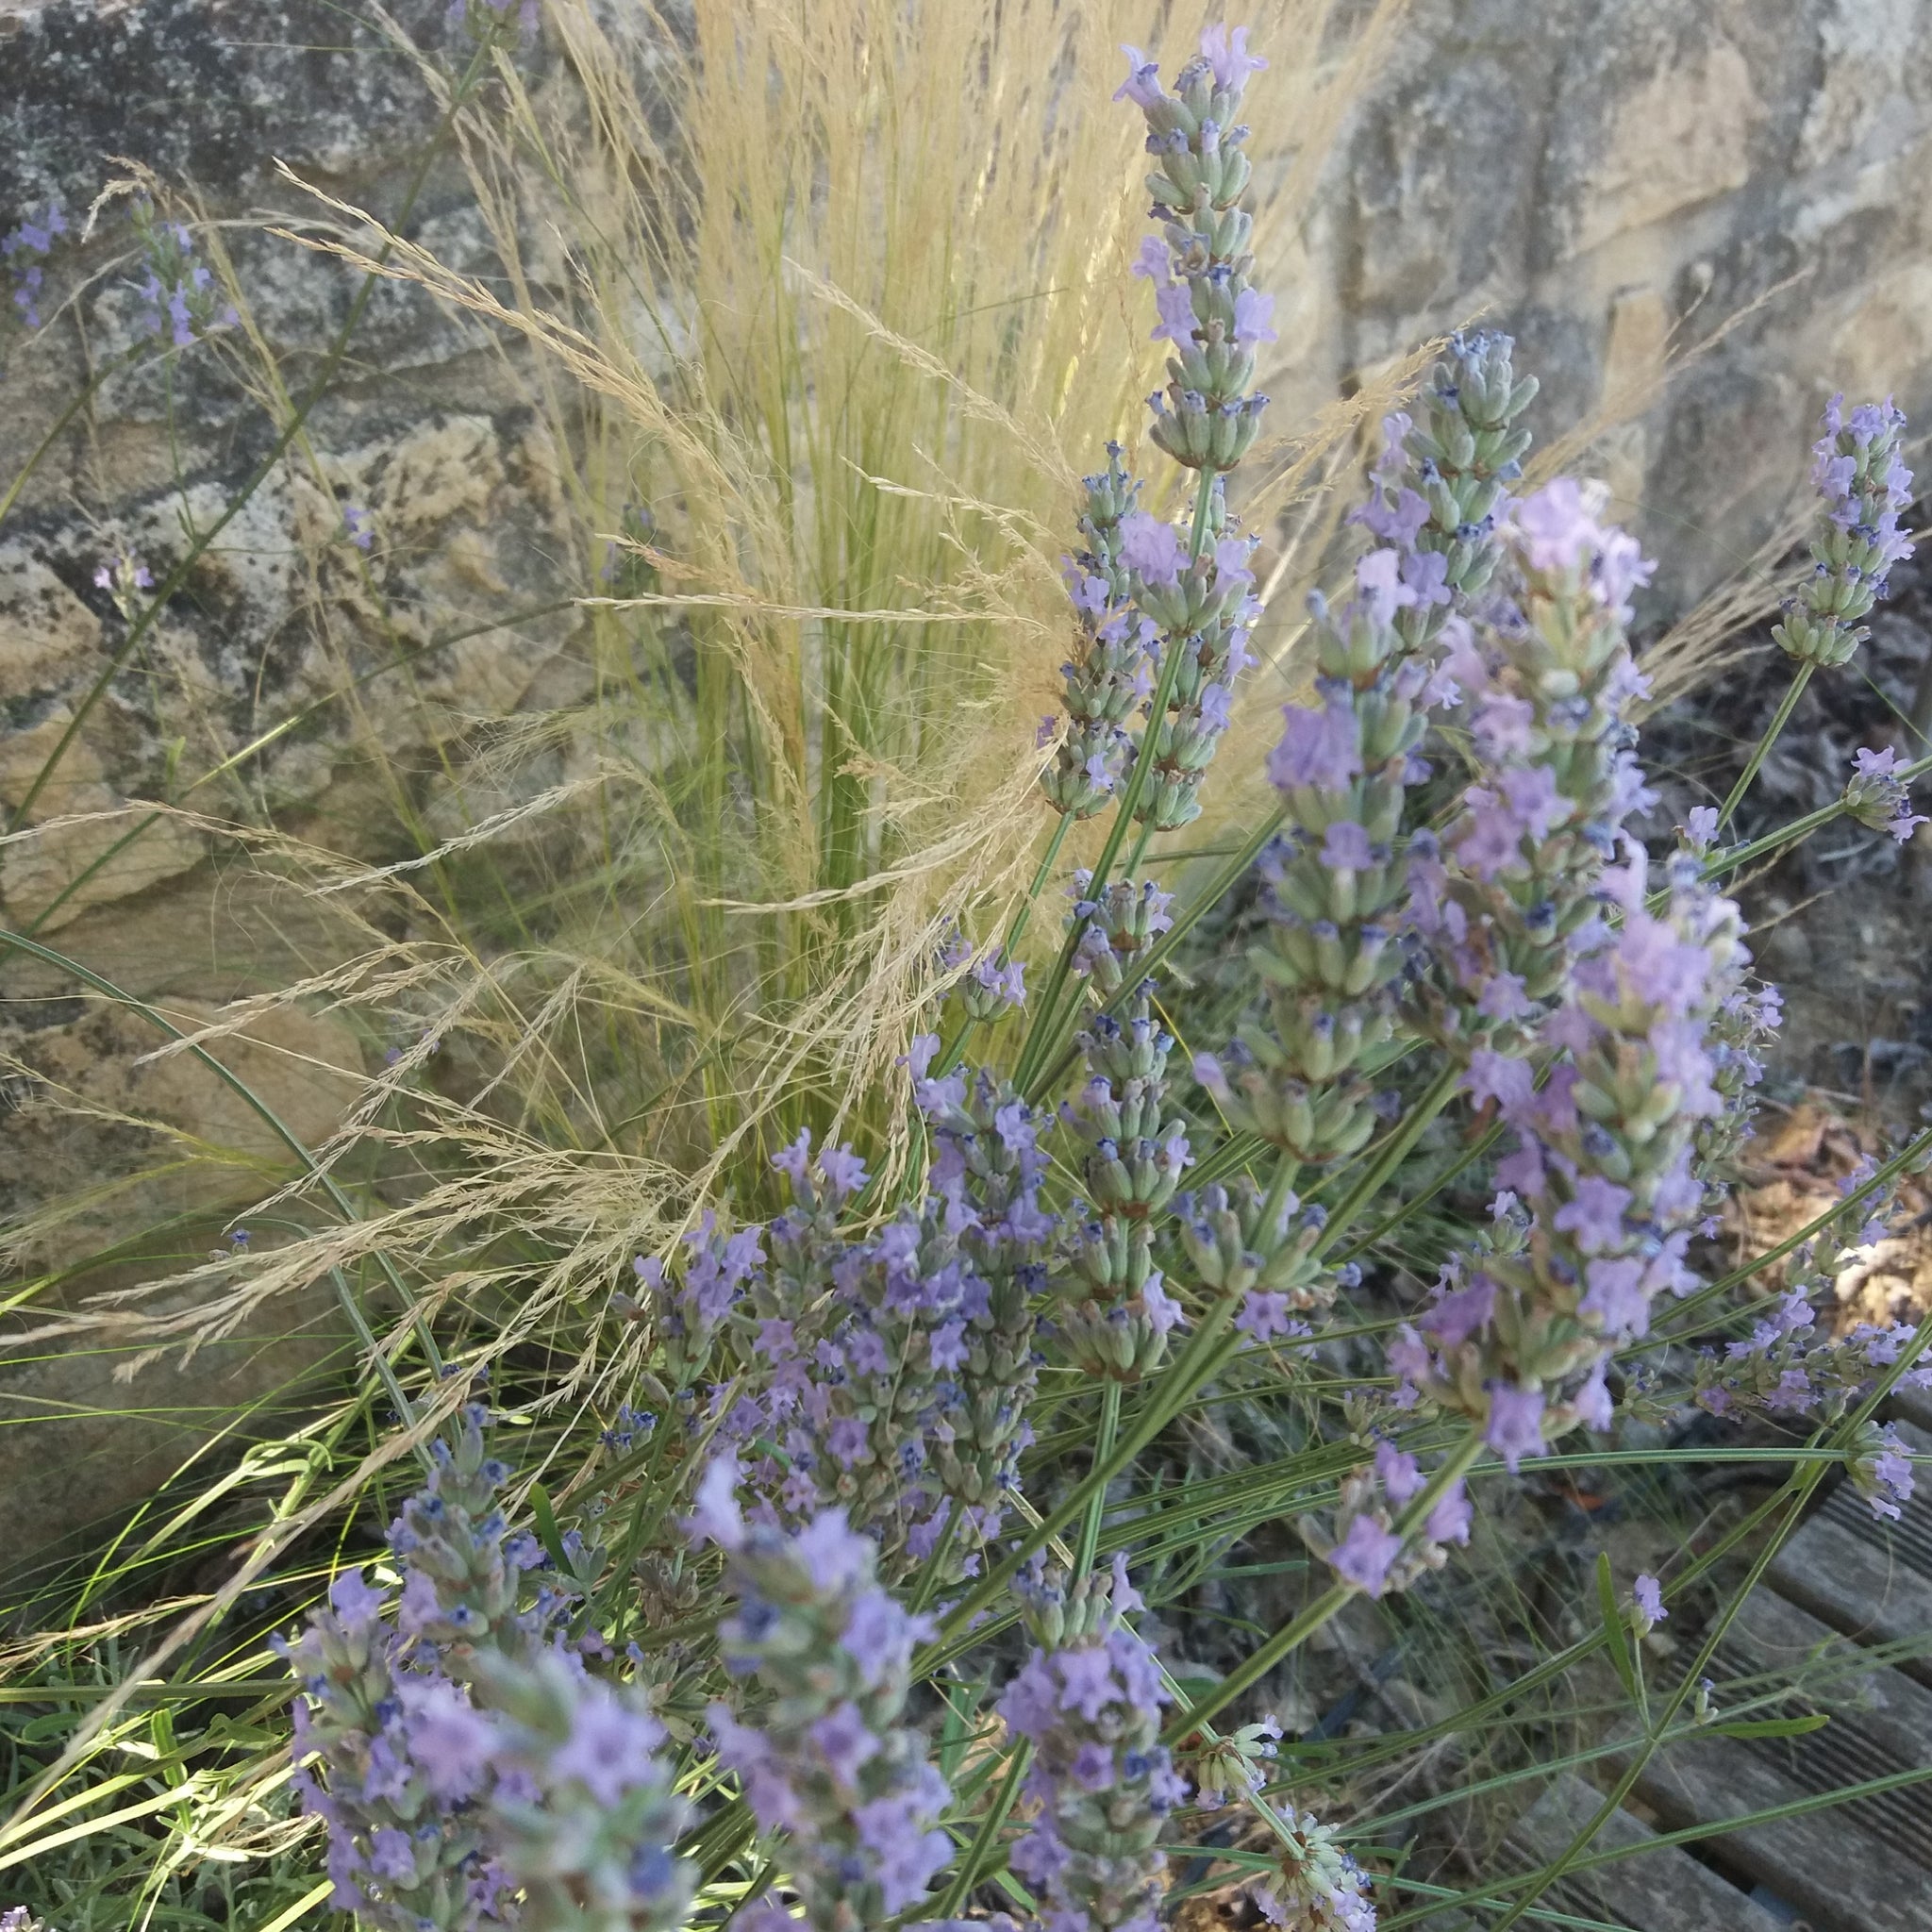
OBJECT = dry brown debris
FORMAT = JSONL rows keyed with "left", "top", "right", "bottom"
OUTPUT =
{"left": 1722, "top": 1101, "right": 1932, "bottom": 1330}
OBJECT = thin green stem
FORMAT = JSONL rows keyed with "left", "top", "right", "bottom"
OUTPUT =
{"left": 1482, "top": 1301, "right": 1932, "bottom": 1932}
{"left": 1310, "top": 1061, "right": 1463, "bottom": 1259}
{"left": 937, "top": 810, "right": 1075, "bottom": 1078}
{"left": 1701, "top": 743, "right": 1932, "bottom": 881}
{"left": 1008, "top": 809, "right": 1074, "bottom": 958}
{"left": 922, "top": 1296, "right": 1243, "bottom": 1666}
{"left": 935, "top": 1740, "right": 1031, "bottom": 1919}
{"left": 1717, "top": 659, "right": 1814, "bottom": 832}
{"left": 1074, "top": 1381, "right": 1123, "bottom": 1579}
{"left": 1027, "top": 804, "right": 1289, "bottom": 1101}
{"left": 0, "top": 927, "right": 441, "bottom": 1459}
{"left": 1164, "top": 1428, "right": 1486, "bottom": 1741}
{"left": 0, "top": 351, "right": 139, "bottom": 532}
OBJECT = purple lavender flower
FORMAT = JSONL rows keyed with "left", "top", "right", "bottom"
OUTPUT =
{"left": 1857, "top": 1423, "right": 1917, "bottom": 1521}
{"left": 1056, "top": 884, "right": 1195, "bottom": 1378}
{"left": 128, "top": 200, "right": 235, "bottom": 348}
{"left": 1043, "top": 450, "right": 1158, "bottom": 819}
{"left": 1632, "top": 1574, "right": 1666, "bottom": 1629}
{"left": 957, "top": 947, "right": 1027, "bottom": 1022}
{"left": 2, "top": 201, "right": 65, "bottom": 354}
{"left": 1119, "top": 511, "right": 1185, "bottom": 588}
{"left": 1000, "top": 1558, "right": 1182, "bottom": 1932}
{"left": 1774, "top": 395, "right": 1915, "bottom": 667}
{"left": 1351, "top": 330, "right": 1538, "bottom": 661}
{"left": 1267, "top": 692, "right": 1363, "bottom": 794}
{"left": 1098, "top": 26, "right": 1277, "bottom": 833}
{"left": 1326, "top": 1514, "right": 1403, "bottom": 1597}
{"left": 284, "top": 1416, "right": 690, "bottom": 1932}
{"left": 282, "top": 1574, "right": 509, "bottom": 1928}
{"left": 1842, "top": 744, "right": 1927, "bottom": 843}
{"left": 1116, "top": 35, "right": 1274, "bottom": 478}
{"left": 700, "top": 1481, "right": 956, "bottom": 1930}
{"left": 1484, "top": 1383, "right": 1546, "bottom": 1473}
{"left": 1318, "top": 1437, "right": 1470, "bottom": 1602}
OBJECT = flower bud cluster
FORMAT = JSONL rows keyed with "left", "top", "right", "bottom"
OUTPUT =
{"left": 770, "top": 1190, "right": 1000, "bottom": 1566}
{"left": 913, "top": 1047, "right": 1054, "bottom": 1538}
{"left": 1848, "top": 1419, "right": 1920, "bottom": 1522}
{"left": 1186, "top": 1712, "right": 1282, "bottom": 1812}
{"left": 390, "top": 1406, "right": 561, "bottom": 1661}
{"left": 1194, "top": 551, "right": 1434, "bottom": 1166}
{"left": 1311, "top": 1437, "right": 1473, "bottom": 1601}
{"left": 633, "top": 1210, "right": 768, "bottom": 1394}
{"left": 1041, "top": 447, "right": 1159, "bottom": 820}
{"left": 2, "top": 203, "right": 65, "bottom": 362}
{"left": 1774, "top": 395, "right": 1915, "bottom": 667}
{"left": 691, "top": 1466, "right": 956, "bottom": 1930}
{"left": 1407, "top": 480, "right": 1657, "bottom": 1058}
{"left": 1395, "top": 857, "right": 1746, "bottom": 1466}
{"left": 284, "top": 1571, "right": 509, "bottom": 1930}
{"left": 1175, "top": 1178, "right": 1352, "bottom": 1322}
{"left": 1057, "top": 904, "right": 1191, "bottom": 1378}
{"left": 1686, "top": 971, "right": 1782, "bottom": 1233}
{"left": 998, "top": 1555, "right": 1185, "bottom": 1932}
{"left": 1840, "top": 745, "right": 1927, "bottom": 843}
{"left": 1355, "top": 329, "right": 1537, "bottom": 657}
{"left": 465, "top": 1650, "right": 696, "bottom": 1932}
{"left": 960, "top": 950, "right": 1030, "bottom": 1023}
{"left": 1244, "top": 1807, "right": 1377, "bottom": 1932}
{"left": 1693, "top": 1288, "right": 1932, "bottom": 1446}
{"left": 1057, "top": 998, "right": 1191, "bottom": 1381}
{"left": 720, "top": 1124, "right": 1041, "bottom": 1581}
{"left": 1068, "top": 874, "right": 1174, "bottom": 993}
{"left": 1117, "top": 508, "right": 1261, "bottom": 831}
{"left": 1117, "top": 29, "right": 1275, "bottom": 476}
{"left": 131, "top": 199, "right": 235, "bottom": 347}
{"left": 286, "top": 1421, "right": 693, "bottom": 1932}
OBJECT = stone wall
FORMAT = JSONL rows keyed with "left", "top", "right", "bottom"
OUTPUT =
{"left": 3, "top": 0, "right": 1931, "bottom": 1586}
{"left": 1320, "top": 0, "right": 1932, "bottom": 609}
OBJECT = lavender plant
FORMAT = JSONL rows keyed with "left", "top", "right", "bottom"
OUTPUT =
{"left": 996, "top": 1557, "right": 1182, "bottom": 1932}
{"left": 29, "top": 23, "right": 1921, "bottom": 1932}
{"left": 1716, "top": 393, "right": 1917, "bottom": 831}
{"left": 1, "top": 203, "right": 64, "bottom": 365}
{"left": 282, "top": 1411, "right": 694, "bottom": 1932}
{"left": 692, "top": 1462, "right": 957, "bottom": 1931}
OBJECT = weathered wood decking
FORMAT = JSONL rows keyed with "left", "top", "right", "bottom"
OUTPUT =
{"left": 1478, "top": 1412, "right": 1932, "bottom": 1932}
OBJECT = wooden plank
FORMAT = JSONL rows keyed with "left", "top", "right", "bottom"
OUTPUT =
{"left": 1624, "top": 1695, "right": 1929, "bottom": 1932}
{"left": 1730, "top": 1589, "right": 1932, "bottom": 1769}
{"left": 1506, "top": 1771, "right": 1784, "bottom": 1932}
{"left": 1890, "top": 1378, "right": 1932, "bottom": 1435}
{"left": 1766, "top": 1419, "right": 1932, "bottom": 1692}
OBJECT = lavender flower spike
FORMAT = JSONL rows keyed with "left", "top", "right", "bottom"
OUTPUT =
{"left": 1246, "top": 1807, "right": 1377, "bottom": 1931}
{"left": 1356, "top": 329, "right": 1538, "bottom": 659}
{"left": 700, "top": 1471, "right": 957, "bottom": 1930}
{"left": 1108, "top": 26, "right": 1275, "bottom": 833}
{"left": 999, "top": 1556, "right": 1185, "bottom": 1932}
{"left": 1058, "top": 888, "right": 1191, "bottom": 1380}
{"left": 1774, "top": 395, "right": 1913, "bottom": 667}
{"left": 1842, "top": 745, "right": 1927, "bottom": 844}
{"left": 281, "top": 1570, "right": 508, "bottom": 1931}
{"left": 1041, "top": 446, "right": 1156, "bottom": 821}
{"left": 1201, "top": 555, "right": 1434, "bottom": 1168}
{"left": 1118, "top": 32, "right": 1274, "bottom": 477}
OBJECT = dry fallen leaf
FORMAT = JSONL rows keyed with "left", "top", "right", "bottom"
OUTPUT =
{"left": 1722, "top": 1100, "right": 1932, "bottom": 1330}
